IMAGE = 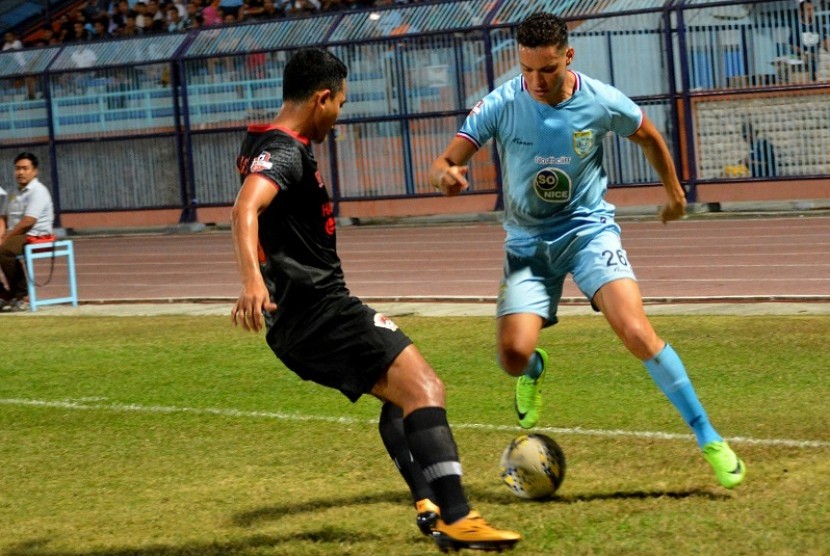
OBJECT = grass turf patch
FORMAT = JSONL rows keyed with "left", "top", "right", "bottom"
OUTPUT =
{"left": 1, "top": 315, "right": 828, "bottom": 555}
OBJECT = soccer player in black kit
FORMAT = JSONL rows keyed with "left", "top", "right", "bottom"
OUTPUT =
{"left": 231, "top": 48, "right": 520, "bottom": 552}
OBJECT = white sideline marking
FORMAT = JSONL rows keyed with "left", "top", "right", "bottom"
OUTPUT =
{"left": 2, "top": 397, "right": 829, "bottom": 449}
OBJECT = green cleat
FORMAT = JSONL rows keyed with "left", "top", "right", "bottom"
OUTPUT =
{"left": 514, "top": 348, "right": 548, "bottom": 429}
{"left": 702, "top": 440, "right": 746, "bottom": 489}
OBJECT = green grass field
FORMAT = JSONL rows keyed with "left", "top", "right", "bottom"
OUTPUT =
{"left": 1, "top": 314, "right": 828, "bottom": 555}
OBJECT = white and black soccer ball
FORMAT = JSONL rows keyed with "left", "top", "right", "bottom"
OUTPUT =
{"left": 500, "top": 433, "right": 566, "bottom": 500}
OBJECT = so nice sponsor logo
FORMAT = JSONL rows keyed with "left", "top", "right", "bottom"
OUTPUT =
{"left": 533, "top": 167, "right": 572, "bottom": 203}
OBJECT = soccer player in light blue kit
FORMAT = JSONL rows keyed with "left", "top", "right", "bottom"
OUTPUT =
{"left": 429, "top": 12, "right": 745, "bottom": 489}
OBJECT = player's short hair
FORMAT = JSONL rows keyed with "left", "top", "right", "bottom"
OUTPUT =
{"left": 14, "top": 152, "right": 39, "bottom": 168}
{"left": 517, "top": 12, "right": 569, "bottom": 49}
{"left": 283, "top": 48, "right": 348, "bottom": 103}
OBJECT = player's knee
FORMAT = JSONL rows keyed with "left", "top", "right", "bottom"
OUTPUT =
{"left": 417, "top": 368, "right": 446, "bottom": 406}
{"left": 617, "top": 320, "right": 660, "bottom": 359}
{"left": 402, "top": 356, "right": 446, "bottom": 402}
{"left": 498, "top": 341, "right": 535, "bottom": 376}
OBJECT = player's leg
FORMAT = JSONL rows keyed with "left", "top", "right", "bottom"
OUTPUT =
{"left": 377, "top": 401, "right": 438, "bottom": 535}
{"left": 497, "top": 247, "right": 561, "bottom": 429}
{"left": 497, "top": 313, "right": 544, "bottom": 377}
{"left": 576, "top": 232, "right": 744, "bottom": 488}
{"left": 498, "top": 313, "right": 549, "bottom": 429}
{"left": 594, "top": 277, "right": 720, "bottom": 445}
{"left": 275, "top": 303, "right": 442, "bottom": 531}
{"left": 372, "top": 345, "right": 521, "bottom": 550}
{"left": 593, "top": 279, "right": 745, "bottom": 488}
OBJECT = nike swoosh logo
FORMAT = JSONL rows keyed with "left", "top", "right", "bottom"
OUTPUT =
{"left": 514, "top": 401, "right": 528, "bottom": 420}
{"left": 730, "top": 461, "right": 743, "bottom": 474}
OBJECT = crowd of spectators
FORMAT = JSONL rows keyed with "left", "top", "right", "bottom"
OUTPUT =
{"left": 1, "top": 0, "right": 426, "bottom": 50}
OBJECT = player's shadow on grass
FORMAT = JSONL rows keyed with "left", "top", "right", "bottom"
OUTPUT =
{"left": 4, "top": 528, "right": 383, "bottom": 556}
{"left": 465, "top": 484, "right": 730, "bottom": 505}
{"left": 232, "top": 489, "right": 410, "bottom": 527}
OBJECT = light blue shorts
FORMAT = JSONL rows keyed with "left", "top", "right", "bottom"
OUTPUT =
{"left": 496, "top": 223, "right": 636, "bottom": 327}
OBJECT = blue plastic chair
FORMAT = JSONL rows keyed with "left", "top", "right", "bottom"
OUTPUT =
{"left": 17, "top": 239, "right": 79, "bottom": 312}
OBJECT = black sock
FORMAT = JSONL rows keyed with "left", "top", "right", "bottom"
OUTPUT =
{"left": 378, "top": 402, "right": 435, "bottom": 505}
{"left": 403, "top": 407, "right": 470, "bottom": 524}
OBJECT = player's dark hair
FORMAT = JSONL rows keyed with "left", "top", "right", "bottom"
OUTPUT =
{"left": 516, "top": 12, "right": 569, "bottom": 49}
{"left": 283, "top": 48, "right": 348, "bottom": 103}
{"left": 15, "top": 152, "right": 39, "bottom": 168}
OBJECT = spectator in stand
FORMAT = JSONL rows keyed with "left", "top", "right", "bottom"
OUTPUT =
{"left": 171, "top": 0, "right": 188, "bottom": 17}
{"left": 2, "top": 32, "right": 23, "bottom": 51}
{"left": 81, "top": 0, "right": 104, "bottom": 21}
{"left": 182, "top": 2, "right": 198, "bottom": 27}
{"left": 261, "top": 0, "right": 287, "bottom": 18}
{"left": 73, "top": 20, "right": 91, "bottom": 41}
{"left": 202, "top": 0, "right": 224, "bottom": 26}
{"left": 47, "top": 26, "right": 62, "bottom": 45}
{"left": 167, "top": 5, "right": 187, "bottom": 31}
{"left": 238, "top": 0, "right": 266, "bottom": 21}
{"left": 791, "top": 0, "right": 830, "bottom": 81}
{"left": 91, "top": 17, "right": 115, "bottom": 39}
{"left": 133, "top": 2, "right": 148, "bottom": 30}
{"left": 286, "top": 0, "right": 320, "bottom": 17}
{"left": 31, "top": 27, "right": 57, "bottom": 47}
{"left": 321, "top": 0, "right": 345, "bottom": 11}
{"left": 121, "top": 13, "right": 144, "bottom": 36}
{"left": 57, "top": 12, "right": 79, "bottom": 42}
{"left": 224, "top": 12, "right": 238, "bottom": 25}
{"left": 144, "top": 0, "right": 166, "bottom": 33}
{"left": 110, "top": 0, "right": 132, "bottom": 32}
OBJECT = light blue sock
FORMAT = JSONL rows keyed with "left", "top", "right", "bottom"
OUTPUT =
{"left": 643, "top": 343, "right": 721, "bottom": 448}
{"left": 523, "top": 351, "right": 544, "bottom": 380}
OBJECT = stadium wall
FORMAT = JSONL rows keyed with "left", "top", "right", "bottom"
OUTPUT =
{"left": 0, "top": 0, "right": 828, "bottom": 231}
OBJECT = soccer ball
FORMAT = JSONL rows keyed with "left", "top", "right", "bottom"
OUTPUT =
{"left": 499, "top": 433, "right": 566, "bottom": 499}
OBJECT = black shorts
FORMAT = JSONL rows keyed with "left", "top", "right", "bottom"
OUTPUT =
{"left": 270, "top": 296, "right": 412, "bottom": 402}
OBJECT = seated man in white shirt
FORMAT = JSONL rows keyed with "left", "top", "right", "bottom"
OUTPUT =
{"left": 0, "top": 152, "right": 55, "bottom": 312}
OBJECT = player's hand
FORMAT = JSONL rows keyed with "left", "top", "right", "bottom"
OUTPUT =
{"left": 231, "top": 282, "right": 277, "bottom": 332}
{"left": 659, "top": 197, "right": 686, "bottom": 223}
{"left": 437, "top": 166, "right": 469, "bottom": 196}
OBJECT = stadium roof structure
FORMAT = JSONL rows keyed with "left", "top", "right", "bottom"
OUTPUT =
{"left": 0, "top": 0, "right": 798, "bottom": 77}
{"left": 0, "top": 0, "right": 59, "bottom": 38}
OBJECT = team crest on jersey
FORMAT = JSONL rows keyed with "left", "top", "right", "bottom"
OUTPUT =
{"left": 470, "top": 100, "right": 484, "bottom": 116}
{"left": 533, "top": 167, "right": 572, "bottom": 203}
{"left": 573, "top": 130, "right": 593, "bottom": 157}
{"left": 374, "top": 313, "right": 399, "bottom": 331}
{"left": 250, "top": 151, "right": 273, "bottom": 172}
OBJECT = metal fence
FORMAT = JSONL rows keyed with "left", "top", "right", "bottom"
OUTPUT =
{"left": 0, "top": 0, "right": 827, "bottom": 223}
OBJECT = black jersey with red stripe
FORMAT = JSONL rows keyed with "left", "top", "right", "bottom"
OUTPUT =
{"left": 237, "top": 124, "right": 349, "bottom": 341}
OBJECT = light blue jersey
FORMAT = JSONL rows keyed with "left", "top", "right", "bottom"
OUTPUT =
{"left": 459, "top": 71, "right": 644, "bottom": 320}
{"left": 459, "top": 71, "right": 642, "bottom": 240}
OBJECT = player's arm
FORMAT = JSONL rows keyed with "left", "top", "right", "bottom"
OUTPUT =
{"left": 231, "top": 173, "right": 278, "bottom": 332}
{"left": 626, "top": 115, "right": 687, "bottom": 223}
{"left": 429, "top": 136, "right": 478, "bottom": 196}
